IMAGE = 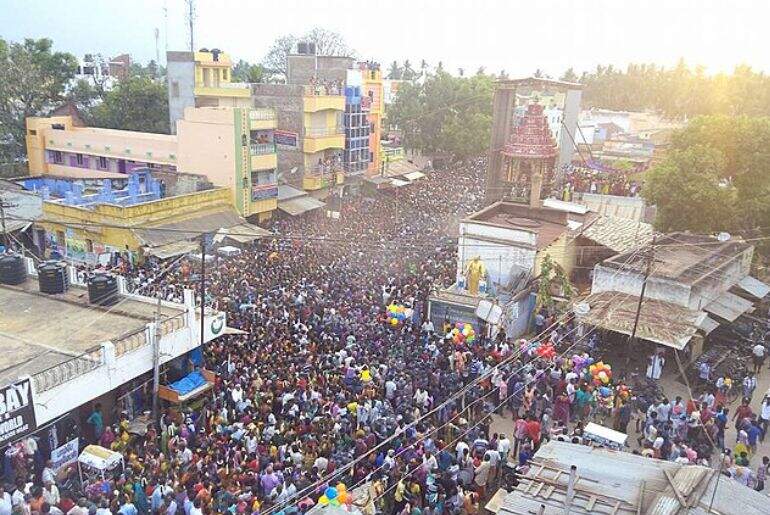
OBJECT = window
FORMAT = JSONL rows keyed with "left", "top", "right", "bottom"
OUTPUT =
{"left": 98, "top": 156, "right": 108, "bottom": 169}
{"left": 52, "top": 151, "right": 63, "bottom": 164}
{"left": 76, "top": 153, "right": 84, "bottom": 166}
{"left": 171, "top": 81, "right": 180, "bottom": 98}
{"left": 28, "top": 129, "right": 37, "bottom": 136}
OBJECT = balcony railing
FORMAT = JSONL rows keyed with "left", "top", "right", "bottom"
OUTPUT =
{"left": 249, "top": 108, "right": 276, "bottom": 121}
{"left": 305, "top": 127, "right": 344, "bottom": 137}
{"left": 303, "top": 84, "right": 343, "bottom": 96}
{"left": 32, "top": 345, "right": 104, "bottom": 394}
{"left": 250, "top": 143, "right": 276, "bottom": 155}
{"left": 306, "top": 163, "right": 344, "bottom": 176}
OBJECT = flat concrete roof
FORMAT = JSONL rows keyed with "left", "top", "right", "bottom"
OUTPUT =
{"left": 0, "top": 279, "right": 182, "bottom": 387}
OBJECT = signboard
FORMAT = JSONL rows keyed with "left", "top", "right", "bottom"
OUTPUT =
{"left": 51, "top": 438, "right": 79, "bottom": 471}
{"left": 0, "top": 378, "right": 37, "bottom": 446}
{"left": 251, "top": 184, "right": 279, "bottom": 202}
{"left": 274, "top": 130, "right": 299, "bottom": 149}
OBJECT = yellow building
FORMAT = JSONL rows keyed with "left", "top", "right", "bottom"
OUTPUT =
{"left": 25, "top": 105, "right": 279, "bottom": 221}
{"left": 39, "top": 187, "right": 267, "bottom": 263}
{"left": 362, "top": 66, "right": 383, "bottom": 175}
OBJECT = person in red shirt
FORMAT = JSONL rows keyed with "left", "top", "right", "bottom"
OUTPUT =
{"left": 733, "top": 399, "right": 754, "bottom": 435}
{"left": 526, "top": 415, "right": 542, "bottom": 450}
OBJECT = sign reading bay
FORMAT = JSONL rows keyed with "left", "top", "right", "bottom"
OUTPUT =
{"left": 0, "top": 378, "right": 37, "bottom": 446}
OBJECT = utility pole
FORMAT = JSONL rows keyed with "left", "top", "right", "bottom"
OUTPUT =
{"left": 199, "top": 234, "right": 207, "bottom": 348}
{"left": 628, "top": 235, "right": 656, "bottom": 370}
{"left": 151, "top": 294, "right": 162, "bottom": 425}
{"left": 185, "top": 0, "right": 196, "bottom": 52}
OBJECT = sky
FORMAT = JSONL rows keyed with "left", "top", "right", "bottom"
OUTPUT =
{"left": 2, "top": 0, "right": 768, "bottom": 77}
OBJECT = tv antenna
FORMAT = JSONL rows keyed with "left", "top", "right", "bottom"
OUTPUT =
{"left": 185, "top": 0, "right": 196, "bottom": 52}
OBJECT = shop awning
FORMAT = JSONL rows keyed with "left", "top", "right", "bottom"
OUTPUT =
{"left": 214, "top": 223, "right": 271, "bottom": 244}
{"left": 402, "top": 171, "right": 426, "bottom": 181}
{"left": 576, "top": 291, "right": 705, "bottom": 350}
{"left": 277, "top": 184, "right": 307, "bottom": 201}
{"left": 736, "top": 276, "right": 770, "bottom": 299}
{"left": 703, "top": 291, "right": 754, "bottom": 322}
{"left": 697, "top": 315, "right": 720, "bottom": 335}
{"left": 144, "top": 240, "right": 199, "bottom": 259}
{"left": 278, "top": 196, "right": 325, "bottom": 216}
{"left": 133, "top": 208, "right": 245, "bottom": 248}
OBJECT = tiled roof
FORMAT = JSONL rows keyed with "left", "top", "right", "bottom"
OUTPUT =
{"left": 581, "top": 215, "right": 653, "bottom": 253}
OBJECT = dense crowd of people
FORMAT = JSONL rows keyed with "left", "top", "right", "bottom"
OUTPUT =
{"left": 561, "top": 165, "right": 642, "bottom": 199}
{"left": 6, "top": 159, "right": 770, "bottom": 515}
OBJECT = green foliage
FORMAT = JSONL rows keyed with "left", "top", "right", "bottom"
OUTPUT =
{"left": 644, "top": 115, "right": 770, "bottom": 242}
{"left": 232, "top": 60, "right": 265, "bottom": 83}
{"left": 388, "top": 71, "right": 493, "bottom": 160}
{"left": 0, "top": 37, "right": 77, "bottom": 161}
{"left": 578, "top": 60, "right": 770, "bottom": 118}
{"left": 89, "top": 75, "right": 170, "bottom": 134}
{"left": 536, "top": 254, "right": 573, "bottom": 311}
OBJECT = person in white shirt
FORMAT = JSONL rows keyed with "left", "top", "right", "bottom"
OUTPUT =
{"left": 231, "top": 384, "right": 244, "bottom": 404}
{"left": 41, "top": 460, "right": 56, "bottom": 486}
{"left": 497, "top": 433, "right": 512, "bottom": 462}
{"left": 760, "top": 395, "right": 770, "bottom": 440}
{"left": 0, "top": 486, "right": 12, "bottom": 515}
{"left": 42, "top": 481, "right": 60, "bottom": 507}
{"left": 752, "top": 343, "right": 766, "bottom": 374}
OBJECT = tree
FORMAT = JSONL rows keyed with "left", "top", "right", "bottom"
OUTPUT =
{"left": 232, "top": 59, "right": 265, "bottom": 83}
{"left": 387, "top": 61, "right": 403, "bottom": 80}
{"left": 261, "top": 28, "right": 354, "bottom": 80}
{"left": 89, "top": 75, "right": 169, "bottom": 134}
{"left": 0, "top": 37, "right": 77, "bottom": 161}
{"left": 559, "top": 67, "right": 578, "bottom": 83}
{"left": 388, "top": 70, "right": 493, "bottom": 159}
{"left": 644, "top": 145, "right": 735, "bottom": 233}
{"left": 262, "top": 35, "right": 297, "bottom": 78}
{"left": 402, "top": 60, "right": 416, "bottom": 81}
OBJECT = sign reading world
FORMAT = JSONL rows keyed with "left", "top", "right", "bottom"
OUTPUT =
{"left": 0, "top": 378, "right": 37, "bottom": 446}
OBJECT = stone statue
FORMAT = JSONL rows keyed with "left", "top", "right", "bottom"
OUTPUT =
{"left": 465, "top": 256, "right": 486, "bottom": 296}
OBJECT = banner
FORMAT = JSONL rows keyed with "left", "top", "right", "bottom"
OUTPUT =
{"left": 274, "top": 130, "right": 299, "bottom": 149}
{"left": 51, "top": 438, "right": 79, "bottom": 472}
{"left": 0, "top": 378, "right": 37, "bottom": 446}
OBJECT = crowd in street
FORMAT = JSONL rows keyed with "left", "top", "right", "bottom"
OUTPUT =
{"left": 6, "top": 159, "right": 770, "bottom": 515}
{"left": 560, "top": 166, "right": 642, "bottom": 199}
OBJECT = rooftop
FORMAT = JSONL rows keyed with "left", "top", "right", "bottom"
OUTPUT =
{"left": 602, "top": 233, "right": 752, "bottom": 284}
{"left": 580, "top": 215, "right": 654, "bottom": 253}
{"left": 464, "top": 201, "right": 591, "bottom": 250}
{"left": 0, "top": 278, "right": 182, "bottom": 387}
{"left": 499, "top": 440, "right": 767, "bottom": 515}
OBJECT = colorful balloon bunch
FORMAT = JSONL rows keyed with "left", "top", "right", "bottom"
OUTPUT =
{"left": 386, "top": 304, "right": 412, "bottom": 326}
{"left": 571, "top": 353, "right": 594, "bottom": 373}
{"left": 451, "top": 322, "right": 476, "bottom": 344}
{"left": 318, "top": 483, "right": 352, "bottom": 508}
{"left": 615, "top": 383, "right": 631, "bottom": 401}
{"left": 535, "top": 343, "right": 556, "bottom": 360}
{"left": 589, "top": 361, "right": 612, "bottom": 385}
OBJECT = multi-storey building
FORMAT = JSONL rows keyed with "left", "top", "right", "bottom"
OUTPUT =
{"left": 342, "top": 70, "right": 371, "bottom": 176}
{"left": 25, "top": 105, "right": 279, "bottom": 221}
{"left": 360, "top": 62, "right": 383, "bottom": 175}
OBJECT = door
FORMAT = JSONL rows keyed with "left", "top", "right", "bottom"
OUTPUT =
{"left": 118, "top": 159, "right": 126, "bottom": 173}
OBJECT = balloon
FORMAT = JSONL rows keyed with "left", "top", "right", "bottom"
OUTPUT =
{"left": 464, "top": 323, "right": 472, "bottom": 331}
{"left": 390, "top": 318, "right": 398, "bottom": 326}
{"left": 456, "top": 322, "right": 464, "bottom": 329}
{"left": 462, "top": 327, "right": 470, "bottom": 336}
{"left": 318, "top": 496, "right": 329, "bottom": 506}
{"left": 337, "top": 492, "right": 347, "bottom": 503}
{"left": 336, "top": 483, "right": 347, "bottom": 493}
{"left": 452, "top": 328, "right": 459, "bottom": 335}
{"left": 325, "top": 487, "right": 338, "bottom": 500}
{"left": 467, "top": 335, "right": 475, "bottom": 343}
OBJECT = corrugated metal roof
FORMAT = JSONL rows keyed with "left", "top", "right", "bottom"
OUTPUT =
{"left": 580, "top": 215, "right": 653, "bottom": 253}
{"left": 703, "top": 291, "right": 753, "bottom": 322}
{"left": 133, "top": 208, "right": 244, "bottom": 247}
{"left": 0, "top": 189, "right": 42, "bottom": 233}
{"left": 697, "top": 315, "right": 720, "bottom": 334}
{"left": 577, "top": 291, "right": 703, "bottom": 350}
{"left": 497, "top": 442, "right": 769, "bottom": 515}
{"left": 277, "top": 196, "right": 325, "bottom": 216}
{"left": 277, "top": 185, "right": 307, "bottom": 201}
{"left": 737, "top": 275, "right": 770, "bottom": 299}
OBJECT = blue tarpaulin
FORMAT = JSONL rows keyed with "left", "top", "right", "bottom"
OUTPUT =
{"left": 168, "top": 371, "right": 207, "bottom": 396}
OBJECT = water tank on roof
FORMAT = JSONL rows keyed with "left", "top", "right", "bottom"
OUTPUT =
{"left": 88, "top": 273, "right": 119, "bottom": 306}
{"left": 38, "top": 261, "right": 68, "bottom": 294}
{"left": 0, "top": 254, "right": 27, "bottom": 285}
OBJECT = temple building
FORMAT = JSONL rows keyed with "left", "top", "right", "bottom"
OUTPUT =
{"left": 485, "top": 77, "right": 582, "bottom": 205}
{"left": 501, "top": 103, "right": 558, "bottom": 206}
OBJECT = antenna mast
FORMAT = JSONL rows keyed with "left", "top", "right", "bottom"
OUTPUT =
{"left": 185, "top": 0, "right": 196, "bottom": 52}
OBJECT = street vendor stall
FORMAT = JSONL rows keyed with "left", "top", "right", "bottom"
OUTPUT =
{"left": 583, "top": 422, "right": 628, "bottom": 450}
{"left": 158, "top": 369, "right": 216, "bottom": 404}
{"left": 78, "top": 445, "right": 124, "bottom": 484}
